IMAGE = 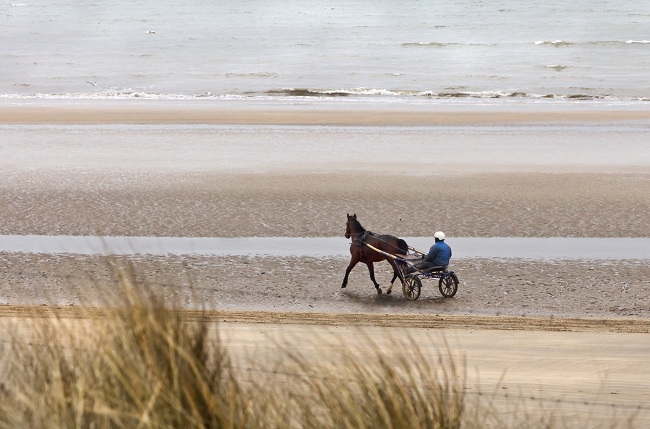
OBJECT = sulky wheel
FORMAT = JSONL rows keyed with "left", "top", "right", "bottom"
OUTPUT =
{"left": 438, "top": 273, "right": 459, "bottom": 298}
{"left": 402, "top": 275, "right": 422, "bottom": 301}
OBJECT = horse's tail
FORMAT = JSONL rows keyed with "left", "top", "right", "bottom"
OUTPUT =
{"left": 397, "top": 238, "right": 408, "bottom": 255}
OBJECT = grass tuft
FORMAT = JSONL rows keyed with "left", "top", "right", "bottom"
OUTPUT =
{"left": 0, "top": 262, "right": 253, "bottom": 429}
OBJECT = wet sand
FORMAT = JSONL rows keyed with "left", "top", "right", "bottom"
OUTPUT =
{"left": 1, "top": 252, "right": 649, "bottom": 320}
{"left": 2, "top": 171, "right": 649, "bottom": 238}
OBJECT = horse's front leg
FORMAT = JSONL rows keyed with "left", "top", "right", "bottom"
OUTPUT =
{"left": 365, "top": 262, "right": 382, "bottom": 295}
{"left": 342, "top": 256, "right": 360, "bottom": 288}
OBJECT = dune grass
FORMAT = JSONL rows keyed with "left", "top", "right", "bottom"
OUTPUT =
{"left": 0, "top": 263, "right": 258, "bottom": 429}
{"left": 0, "top": 261, "right": 637, "bottom": 428}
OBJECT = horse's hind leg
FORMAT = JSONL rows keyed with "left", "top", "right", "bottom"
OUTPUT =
{"left": 387, "top": 270, "right": 398, "bottom": 295}
{"left": 365, "top": 262, "right": 382, "bottom": 295}
{"left": 386, "top": 260, "right": 401, "bottom": 295}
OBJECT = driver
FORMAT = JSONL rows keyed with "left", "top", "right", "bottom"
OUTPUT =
{"left": 415, "top": 231, "right": 452, "bottom": 271}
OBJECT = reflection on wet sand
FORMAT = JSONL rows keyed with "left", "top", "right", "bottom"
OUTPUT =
{"left": 1, "top": 235, "right": 650, "bottom": 260}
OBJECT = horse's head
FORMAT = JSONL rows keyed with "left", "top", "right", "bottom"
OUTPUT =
{"left": 345, "top": 213, "right": 357, "bottom": 239}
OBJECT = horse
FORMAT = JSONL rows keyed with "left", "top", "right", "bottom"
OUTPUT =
{"left": 341, "top": 213, "right": 409, "bottom": 295}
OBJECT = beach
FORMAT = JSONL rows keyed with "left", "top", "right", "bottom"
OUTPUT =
{"left": 1, "top": 100, "right": 649, "bottom": 317}
{"left": 1, "top": 98, "right": 650, "bottom": 426}
{"left": 3, "top": 0, "right": 650, "bottom": 424}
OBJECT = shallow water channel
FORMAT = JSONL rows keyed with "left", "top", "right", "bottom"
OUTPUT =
{"left": 1, "top": 236, "right": 648, "bottom": 260}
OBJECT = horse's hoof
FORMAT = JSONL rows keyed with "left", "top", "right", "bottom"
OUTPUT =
{"left": 386, "top": 289, "right": 392, "bottom": 295}
{"left": 341, "top": 284, "right": 347, "bottom": 288}
{"left": 376, "top": 289, "right": 382, "bottom": 295}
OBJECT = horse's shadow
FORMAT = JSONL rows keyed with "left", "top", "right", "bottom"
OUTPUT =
{"left": 341, "top": 289, "right": 448, "bottom": 308}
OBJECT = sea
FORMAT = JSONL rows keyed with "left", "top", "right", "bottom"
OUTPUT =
{"left": 2, "top": 0, "right": 650, "bottom": 105}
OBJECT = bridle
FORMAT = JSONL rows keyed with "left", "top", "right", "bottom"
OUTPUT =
{"left": 345, "top": 220, "right": 365, "bottom": 245}
{"left": 347, "top": 231, "right": 368, "bottom": 247}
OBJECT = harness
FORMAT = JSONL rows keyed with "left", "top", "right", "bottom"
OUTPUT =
{"left": 350, "top": 230, "right": 404, "bottom": 257}
{"left": 350, "top": 230, "right": 371, "bottom": 245}
{"left": 350, "top": 230, "right": 373, "bottom": 259}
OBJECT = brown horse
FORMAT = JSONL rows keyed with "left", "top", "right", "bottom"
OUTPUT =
{"left": 342, "top": 213, "right": 408, "bottom": 295}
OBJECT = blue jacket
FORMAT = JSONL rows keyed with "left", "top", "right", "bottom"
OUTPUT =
{"left": 426, "top": 240, "right": 452, "bottom": 266}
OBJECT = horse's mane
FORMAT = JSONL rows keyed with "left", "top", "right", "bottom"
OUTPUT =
{"left": 352, "top": 217, "right": 365, "bottom": 232}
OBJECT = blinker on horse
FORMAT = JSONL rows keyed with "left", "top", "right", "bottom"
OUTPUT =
{"left": 342, "top": 213, "right": 408, "bottom": 295}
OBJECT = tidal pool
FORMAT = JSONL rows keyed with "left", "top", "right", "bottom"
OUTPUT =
{"left": 1, "top": 236, "right": 648, "bottom": 260}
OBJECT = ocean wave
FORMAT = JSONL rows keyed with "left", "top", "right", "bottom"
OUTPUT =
{"left": 544, "top": 65, "right": 569, "bottom": 71}
{"left": 266, "top": 88, "right": 350, "bottom": 97}
{"left": 535, "top": 40, "right": 573, "bottom": 47}
{"left": 0, "top": 91, "right": 233, "bottom": 101}
{"left": 2, "top": 89, "right": 649, "bottom": 103}
{"left": 266, "top": 87, "right": 552, "bottom": 100}
{"left": 266, "top": 88, "right": 408, "bottom": 97}
{"left": 401, "top": 42, "right": 461, "bottom": 47}
{"left": 225, "top": 72, "right": 279, "bottom": 78}
{"left": 403, "top": 40, "right": 650, "bottom": 48}
{"left": 0, "top": 92, "right": 174, "bottom": 100}
{"left": 264, "top": 88, "right": 650, "bottom": 102}
{"left": 401, "top": 41, "right": 495, "bottom": 48}
{"left": 536, "top": 39, "right": 650, "bottom": 46}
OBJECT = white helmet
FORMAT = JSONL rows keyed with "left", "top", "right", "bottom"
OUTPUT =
{"left": 434, "top": 231, "right": 445, "bottom": 240}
